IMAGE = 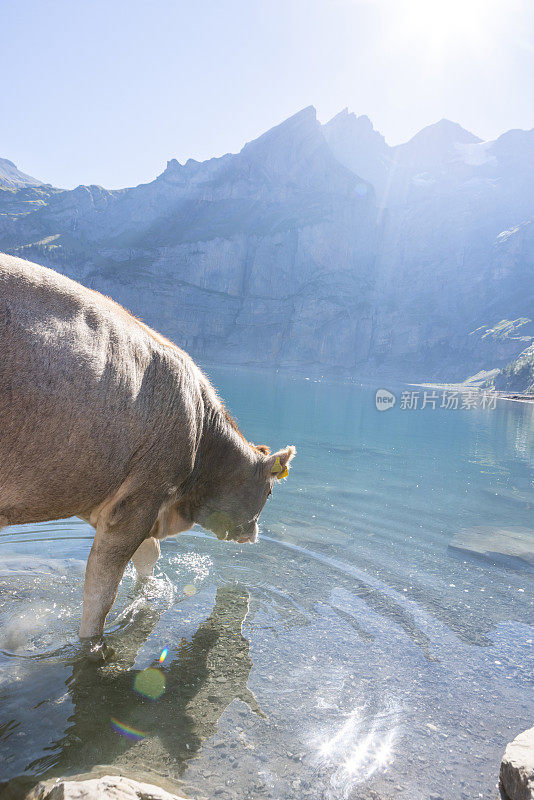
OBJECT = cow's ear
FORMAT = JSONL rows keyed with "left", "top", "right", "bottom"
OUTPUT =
{"left": 253, "top": 444, "right": 271, "bottom": 455}
{"left": 266, "top": 446, "right": 296, "bottom": 480}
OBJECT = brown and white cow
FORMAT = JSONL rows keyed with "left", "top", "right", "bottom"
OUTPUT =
{"left": 0, "top": 253, "right": 295, "bottom": 659}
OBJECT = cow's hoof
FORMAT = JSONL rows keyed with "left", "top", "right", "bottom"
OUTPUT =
{"left": 82, "top": 638, "right": 115, "bottom": 663}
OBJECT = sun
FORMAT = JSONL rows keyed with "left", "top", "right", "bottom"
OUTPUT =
{"left": 394, "top": 0, "right": 502, "bottom": 59}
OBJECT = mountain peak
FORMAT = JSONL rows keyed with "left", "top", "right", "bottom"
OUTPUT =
{"left": 238, "top": 106, "right": 327, "bottom": 180}
{"left": 0, "top": 157, "right": 45, "bottom": 188}
{"left": 324, "top": 108, "right": 378, "bottom": 137}
{"left": 402, "top": 119, "right": 481, "bottom": 148}
{"left": 392, "top": 119, "right": 482, "bottom": 175}
{"left": 322, "top": 108, "right": 388, "bottom": 193}
{"left": 241, "top": 106, "right": 319, "bottom": 155}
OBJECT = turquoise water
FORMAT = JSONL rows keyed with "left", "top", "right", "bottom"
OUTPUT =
{"left": 0, "top": 368, "right": 533, "bottom": 800}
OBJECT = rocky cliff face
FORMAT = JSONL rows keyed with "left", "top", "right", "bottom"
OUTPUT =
{"left": 1, "top": 107, "right": 533, "bottom": 382}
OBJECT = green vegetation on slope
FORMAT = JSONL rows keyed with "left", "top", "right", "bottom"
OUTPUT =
{"left": 492, "top": 344, "right": 534, "bottom": 394}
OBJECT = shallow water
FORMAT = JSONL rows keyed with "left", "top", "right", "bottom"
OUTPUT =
{"left": 0, "top": 369, "right": 533, "bottom": 800}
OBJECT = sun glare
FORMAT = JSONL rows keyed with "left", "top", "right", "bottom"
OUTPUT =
{"left": 395, "top": 0, "right": 502, "bottom": 58}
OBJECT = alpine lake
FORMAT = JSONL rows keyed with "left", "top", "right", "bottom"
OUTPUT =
{"left": 1, "top": 368, "right": 533, "bottom": 800}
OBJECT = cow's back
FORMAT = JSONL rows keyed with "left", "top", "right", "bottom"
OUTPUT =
{"left": 0, "top": 253, "right": 199, "bottom": 525}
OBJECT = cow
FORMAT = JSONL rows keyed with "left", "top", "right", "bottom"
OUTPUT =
{"left": 0, "top": 253, "right": 295, "bottom": 660}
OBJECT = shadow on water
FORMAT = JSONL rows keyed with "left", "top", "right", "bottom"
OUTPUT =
{"left": 2, "top": 583, "right": 262, "bottom": 798}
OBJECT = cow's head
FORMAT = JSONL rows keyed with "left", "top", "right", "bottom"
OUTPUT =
{"left": 194, "top": 445, "right": 296, "bottom": 543}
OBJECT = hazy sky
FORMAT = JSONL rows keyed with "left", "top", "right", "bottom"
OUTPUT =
{"left": 2, "top": 0, "right": 534, "bottom": 189}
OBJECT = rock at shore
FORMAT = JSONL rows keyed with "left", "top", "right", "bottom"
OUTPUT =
{"left": 500, "top": 727, "right": 534, "bottom": 800}
{"left": 25, "top": 775, "right": 186, "bottom": 800}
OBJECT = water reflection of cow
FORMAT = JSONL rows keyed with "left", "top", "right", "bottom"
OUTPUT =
{"left": 29, "top": 584, "right": 263, "bottom": 783}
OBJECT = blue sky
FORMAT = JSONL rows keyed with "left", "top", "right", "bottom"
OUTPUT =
{"left": 2, "top": 0, "right": 534, "bottom": 189}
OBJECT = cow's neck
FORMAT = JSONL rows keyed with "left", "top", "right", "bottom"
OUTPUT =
{"left": 177, "top": 396, "right": 256, "bottom": 519}
{"left": 199, "top": 402, "right": 255, "bottom": 479}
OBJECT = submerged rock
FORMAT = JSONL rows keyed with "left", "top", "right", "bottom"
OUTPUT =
{"left": 449, "top": 526, "right": 534, "bottom": 571}
{"left": 500, "top": 727, "right": 534, "bottom": 800}
{"left": 25, "top": 775, "right": 186, "bottom": 800}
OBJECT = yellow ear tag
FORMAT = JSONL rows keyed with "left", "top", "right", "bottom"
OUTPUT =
{"left": 271, "top": 457, "right": 289, "bottom": 480}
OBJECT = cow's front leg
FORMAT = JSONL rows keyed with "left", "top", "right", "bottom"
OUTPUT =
{"left": 80, "top": 486, "right": 164, "bottom": 660}
{"left": 79, "top": 535, "right": 132, "bottom": 660}
{"left": 80, "top": 525, "right": 154, "bottom": 661}
{"left": 131, "top": 536, "right": 160, "bottom": 579}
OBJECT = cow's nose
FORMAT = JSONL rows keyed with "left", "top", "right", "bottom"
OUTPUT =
{"left": 237, "top": 521, "right": 259, "bottom": 544}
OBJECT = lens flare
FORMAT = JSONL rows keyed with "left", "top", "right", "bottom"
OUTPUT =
{"left": 110, "top": 716, "right": 146, "bottom": 741}
{"left": 159, "top": 647, "right": 168, "bottom": 663}
{"left": 133, "top": 667, "right": 166, "bottom": 699}
{"left": 183, "top": 584, "right": 196, "bottom": 596}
